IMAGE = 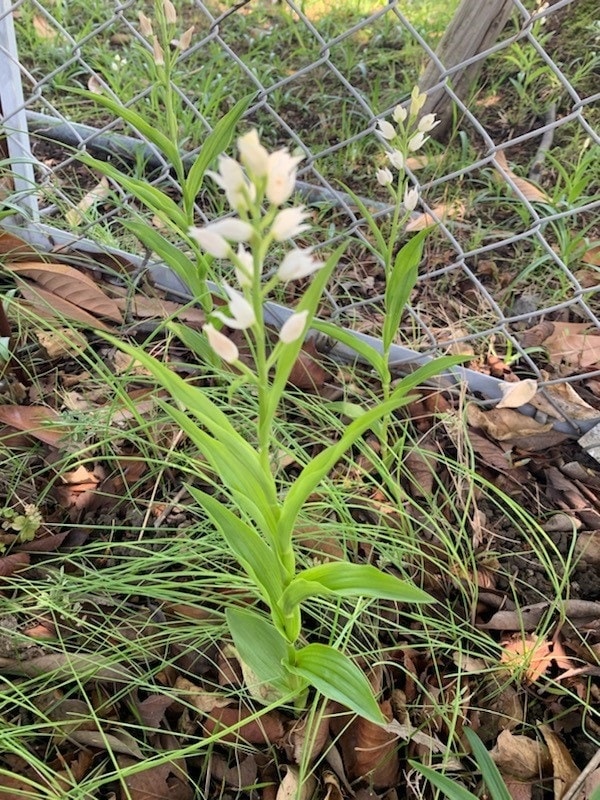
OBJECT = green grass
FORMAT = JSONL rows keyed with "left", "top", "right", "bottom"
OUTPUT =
{"left": 2, "top": 0, "right": 600, "bottom": 796}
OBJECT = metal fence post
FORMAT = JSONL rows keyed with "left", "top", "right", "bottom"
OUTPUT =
{"left": 0, "top": 0, "right": 38, "bottom": 220}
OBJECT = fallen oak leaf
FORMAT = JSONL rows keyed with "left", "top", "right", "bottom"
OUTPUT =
{"left": 10, "top": 261, "right": 123, "bottom": 323}
{"left": 540, "top": 725, "right": 580, "bottom": 800}
{"left": 18, "top": 284, "right": 114, "bottom": 331}
{"left": 0, "top": 405, "right": 69, "bottom": 447}
{"left": 494, "top": 151, "right": 550, "bottom": 203}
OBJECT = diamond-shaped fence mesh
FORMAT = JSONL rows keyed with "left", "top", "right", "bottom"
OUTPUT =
{"left": 1, "top": 0, "right": 599, "bottom": 434}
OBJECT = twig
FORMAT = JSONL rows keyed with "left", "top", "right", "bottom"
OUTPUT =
{"left": 561, "top": 747, "right": 600, "bottom": 800}
{"left": 529, "top": 102, "right": 556, "bottom": 181}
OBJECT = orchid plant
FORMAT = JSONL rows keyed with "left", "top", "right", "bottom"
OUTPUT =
{"left": 106, "top": 127, "right": 463, "bottom": 723}
{"left": 316, "top": 88, "right": 446, "bottom": 462}
{"left": 76, "top": 1, "right": 460, "bottom": 722}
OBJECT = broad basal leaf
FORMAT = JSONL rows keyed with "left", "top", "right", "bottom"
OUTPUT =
{"left": 288, "top": 643, "right": 385, "bottom": 725}
{"left": 226, "top": 607, "right": 299, "bottom": 701}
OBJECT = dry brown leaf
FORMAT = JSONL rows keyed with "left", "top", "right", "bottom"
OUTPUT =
{"left": 113, "top": 294, "right": 205, "bottom": 326}
{"left": 19, "top": 284, "right": 113, "bottom": 330}
{"left": 350, "top": 700, "right": 399, "bottom": 788}
{"left": 406, "top": 199, "right": 465, "bottom": 231}
{"left": 539, "top": 725, "right": 580, "bottom": 800}
{"left": 575, "top": 532, "right": 600, "bottom": 565}
{"left": 582, "top": 243, "right": 600, "bottom": 267}
{"left": 210, "top": 753, "right": 257, "bottom": 791}
{"left": 203, "top": 706, "right": 285, "bottom": 745}
{"left": 10, "top": 261, "right": 123, "bottom": 323}
{"left": 490, "top": 729, "right": 551, "bottom": 780}
{"left": 500, "top": 634, "right": 554, "bottom": 683}
{"left": 65, "top": 177, "right": 110, "bottom": 226}
{"left": 87, "top": 74, "right": 104, "bottom": 94}
{"left": 0, "top": 229, "right": 39, "bottom": 259}
{"left": 529, "top": 380, "right": 599, "bottom": 422}
{"left": 287, "top": 339, "right": 330, "bottom": 390}
{"left": 543, "top": 322, "right": 600, "bottom": 370}
{"left": 467, "top": 404, "right": 553, "bottom": 442}
{"left": 0, "top": 552, "right": 31, "bottom": 578}
{"left": 35, "top": 328, "right": 88, "bottom": 359}
{"left": 323, "top": 771, "right": 344, "bottom": 800}
{"left": 33, "top": 13, "right": 59, "bottom": 40}
{"left": 495, "top": 151, "right": 550, "bottom": 203}
{"left": 496, "top": 379, "right": 538, "bottom": 409}
{"left": 276, "top": 766, "right": 317, "bottom": 800}
{"left": 285, "top": 709, "right": 330, "bottom": 764}
{"left": 0, "top": 405, "right": 68, "bottom": 447}
{"left": 174, "top": 676, "right": 231, "bottom": 713}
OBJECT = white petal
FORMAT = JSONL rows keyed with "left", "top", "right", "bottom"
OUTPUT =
{"left": 271, "top": 207, "right": 310, "bottom": 241}
{"left": 213, "top": 284, "right": 255, "bottom": 329}
{"left": 376, "top": 167, "right": 393, "bottom": 186}
{"left": 377, "top": 119, "right": 396, "bottom": 140}
{"left": 204, "top": 323, "right": 239, "bottom": 363}
{"left": 408, "top": 131, "right": 427, "bottom": 151}
{"left": 279, "top": 310, "right": 308, "bottom": 344}
{"left": 208, "top": 218, "right": 253, "bottom": 242}
{"left": 188, "top": 226, "right": 230, "bottom": 258}
{"left": 238, "top": 129, "right": 270, "bottom": 177}
{"left": 266, "top": 149, "right": 303, "bottom": 206}
{"left": 386, "top": 149, "right": 404, "bottom": 170}
{"left": 277, "top": 249, "right": 322, "bottom": 282}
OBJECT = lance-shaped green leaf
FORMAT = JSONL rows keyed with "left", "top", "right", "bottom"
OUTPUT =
{"left": 279, "top": 562, "right": 433, "bottom": 615}
{"left": 312, "top": 319, "right": 387, "bottom": 377}
{"left": 163, "top": 404, "right": 279, "bottom": 535}
{"left": 409, "top": 760, "right": 477, "bottom": 800}
{"left": 383, "top": 228, "right": 430, "bottom": 351}
{"left": 278, "top": 354, "right": 465, "bottom": 541}
{"left": 187, "top": 486, "right": 285, "bottom": 604}
{"left": 124, "top": 220, "right": 208, "bottom": 299}
{"left": 76, "top": 154, "right": 189, "bottom": 230}
{"left": 183, "top": 95, "right": 253, "bottom": 208}
{"left": 288, "top": 643, "right": 385, "bottom": 725}
{"left": 98, "top": 336, "right": 279, "bottom": 523}
{"left": 226, "top": 607, "right": 301, "bottom": 700}
{"left": 70, "top": 88, "right": 183, "bottom": 173}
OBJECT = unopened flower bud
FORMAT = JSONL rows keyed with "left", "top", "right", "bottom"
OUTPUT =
{"left": 376, "top": 167, "right": 393, "bottom": 186}
{"left": 279, "top": 310, "right": 308, "bottom": 344}
{"left": 417, "top": 113, "right": 439, "bottom": 133}
{"left": 138, "top": 12, "right": 153, "bottom": 37}
{"left": 178, "top": 25, "right": 194, "bottom": 51}
{"left": 386, "top": 149, "right": 404, "bottom": 170}
{"left": 234, "top": 245, "right": 254, "bottom": 288}
{"left": 204, "top": 324, "right": 239, "bottom": 364}
{"left": 404, "top": 186, "right": 419, "bottom": 211}
{"left": 377, "top": 119, "right": 396, "bottom": 140}
{"left": 277, "top": 249, "right": 322, "bottom": 282}
{"left": 163, "top": 0, "right": 177, "bottom": 24}
{"left": 152, "top": 36, "right": 165, "bottom": 66}
{"left": 393, "top": 105, "right": 408, "bottom": 123}
{"left": 409, "top": 86, "right": 427, "bottom": 117}
{"left": 238, "top": 129, "right": 270, "bottom": 177}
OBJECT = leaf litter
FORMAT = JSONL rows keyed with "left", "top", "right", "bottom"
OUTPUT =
{"left": 1, "top": 226, "right": 600, "bottom": 797}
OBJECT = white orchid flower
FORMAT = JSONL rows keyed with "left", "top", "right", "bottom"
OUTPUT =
{"left": 277, "top": 249, "right": 322, "bottom": 282}
{"left": 279, "top": 310, "right": 308, "bottom": 344}
{"left": 271, "top": 207, "right": 310, "bottom": 241}
{"left": 204, "top": 324, "right": 239, "bottom": 363}
{"left": 212, "top": 284, "right": 256, "bottom": 330}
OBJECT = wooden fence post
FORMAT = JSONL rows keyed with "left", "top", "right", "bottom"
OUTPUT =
{"left": 418, "top": 0, "right": 515, "bottom": 137}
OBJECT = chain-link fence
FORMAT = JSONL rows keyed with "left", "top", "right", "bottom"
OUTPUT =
{"left": 1, "top": 0, "right": 599, "bottom": 437}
